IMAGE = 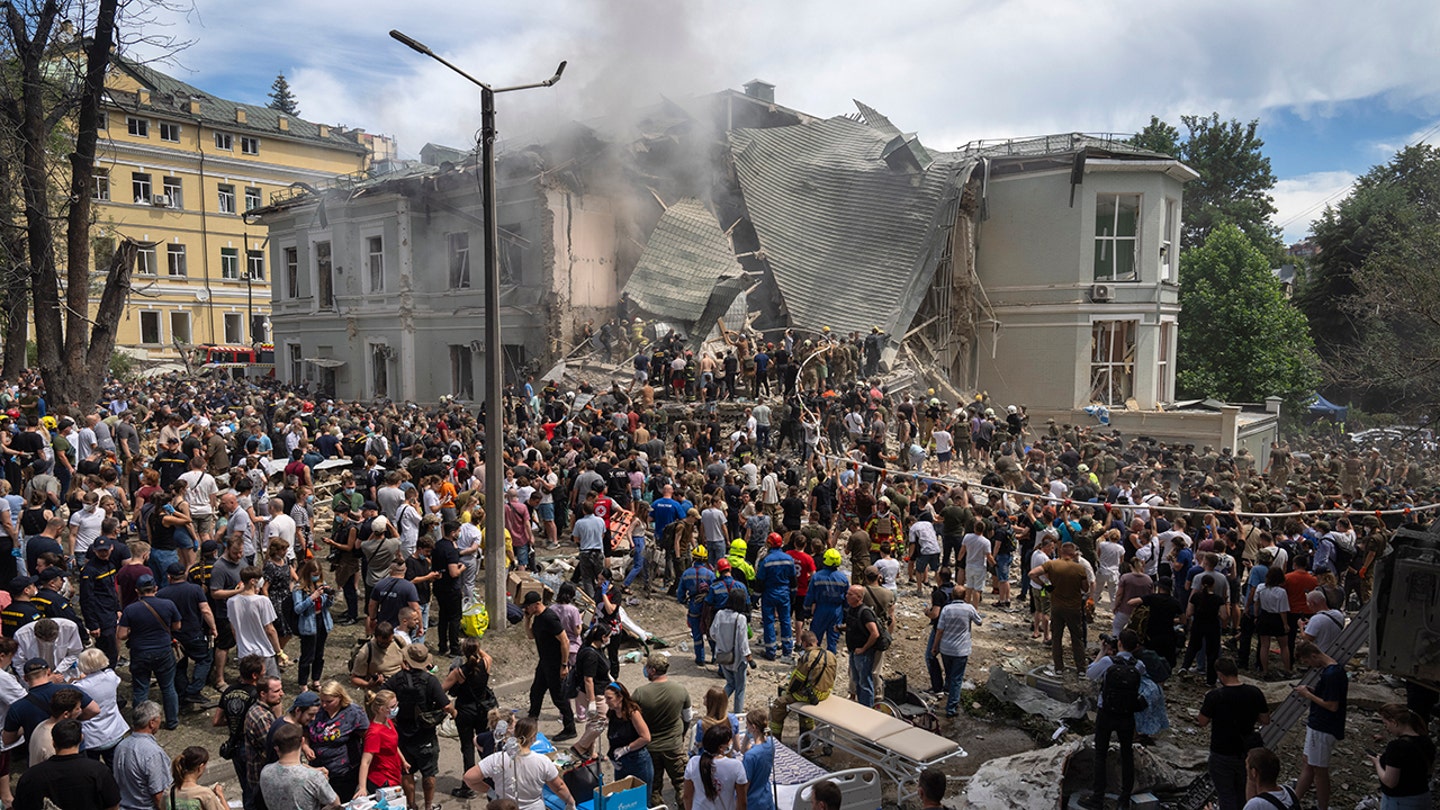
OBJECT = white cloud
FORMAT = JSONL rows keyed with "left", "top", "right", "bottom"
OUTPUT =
{"left": 1272, "top": 170, "right": 1358, "bottom": 244}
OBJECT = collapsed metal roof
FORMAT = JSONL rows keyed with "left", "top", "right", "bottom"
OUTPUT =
{"left": 622, "top": 198, "right": 748, "bottom": 340}
{"left": 729, "top": 110, "right": 977, "bottom": 340}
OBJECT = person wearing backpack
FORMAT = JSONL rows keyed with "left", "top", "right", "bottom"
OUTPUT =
{"left": 1242, "top": 746, "right": 1299, "bottom": 810}
{"left": 387, "top": 644, "right": 453, "bottom": 810}
{"left": 1081, "top": 630, "right": 1147, "bottom": 810}
{"left": 841, "top": 585, "right": 883, "bottom": 708}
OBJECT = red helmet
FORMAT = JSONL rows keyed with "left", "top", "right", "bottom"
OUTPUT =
{"left": 768, "top": 532, "right": 784, "bottom": 547}
{"left": 716, "top": 558, "right": 731, "bottom": 571}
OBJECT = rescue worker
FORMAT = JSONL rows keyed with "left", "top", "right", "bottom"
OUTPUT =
{"left": 865, "top": 498, "right": 904, "bottom": 557}
{"left": 755, "top": 533, "right": 797, "bottom": 660}
{"left": 768, "top": 629, "right": 836, "bottom": 742}
{"left": 707, "top": 558, "right": 748, "bottom": 617}
{"left": 676, "top": 547, "right": 714, "bottom": 665}
{"left": 726, "top": 539, "right": 755, "bottom": 588}
{"left": 804, "top": 549, "right": 850, "bottom": 654}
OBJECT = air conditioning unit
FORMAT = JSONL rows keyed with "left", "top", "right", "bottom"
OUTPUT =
{"left": 150, "top": 194, "right": 170, "bottom": 207}
{"left": 1090, "top": 283, "right": 1113, "bottom": 302}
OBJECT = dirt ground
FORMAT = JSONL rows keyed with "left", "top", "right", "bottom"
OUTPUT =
{"left": 152, "top": 544, "right": 1398, "bottom": 810}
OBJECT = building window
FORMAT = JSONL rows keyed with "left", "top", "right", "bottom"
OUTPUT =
{"left": 214, "top": 132, "right": 232, "bottom": 150}
{"left": 127, "top": 117, "right": 148, "bottom": 137}
{"left": 450, "top": 345, "right": 474, "bottom": 400}
{"left": 93, "top": 236, "right": 116, "bottom": 271}
{"left": 247, "top": 249, "right": 265, "bottom": 281}
{"left": 166, "top": 244, "right": 187, "bottom": 277}
{"left": 162, "top": 177, "right": 183, "bottom": 208}
{"left": 315, "top": 241, "right": 334, "bottom": 309}
{"left": 1162, "top": 198, "right": 1177, "bottom": 283}
{"left": 169, "top": 311, "right": 191, "bottom": 345}
{"left": 159, "top": 122, "right": 180, "bottom": 142}
{"left": 1094, "top": 193, "right": 1140, "bottom": 281}
{"left": 448, "top": 232, "right": 470, "bottom": 289}
{"left": 288, "top": 343, "right": 303, "bottom": 385}
{"left": 92, "top": 169, "right": 109, "bottom": 201}
{"left": 366, "top": 235, "right": 384, "bottom": 293}
{"left": 220, "top": 247, "right": 240, "bottom": 280}
{"left": 223, "top": 313, "right": 243, "bottom": 344}
{"left": 136, "top": 244, "right": 157, "bottom": 275}
{"left": 503, "top": 344, "right": 527, "bottom": 385}
{"left": 283, "top": 246, "right": 299, "bottom": 298}
{"left": 499, "top": 224, "right": 526, "bottom": 285}
{"left": 251, "top": 315, "right": 268, "bottom": 343}
{"left": 131, "top": 173, "right": 152, "bottom": 204}
{"left": 240, "top": 136, "right": 259, "bottom": 155}
{"left": 244, "top": 187, "right": 262, "bottom": 211}
{"left": 1156, "top": 321, "right": 1173, "bottom": 404}
{"left": 217, "top": 184, "right": 235, "bottom": 214}
{"left": 1090, "top": 320, "right": 1136, "bottom": 406}
{"left": 139, "top": 311, "right": 161, "bottom": 345}
{"left": 97, "top": 112, "right": 107, "bottom": 131}
{"left": 371, "top": 345, "right": 389, "bottom": 399}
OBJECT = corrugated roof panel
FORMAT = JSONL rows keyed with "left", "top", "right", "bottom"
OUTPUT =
{"left": 624, "top": 199, "right": 744, "bottom": 324}
{"left": 729, "top": 116, "right": 974, "bottom": 339}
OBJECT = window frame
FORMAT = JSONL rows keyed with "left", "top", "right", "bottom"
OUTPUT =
{"left": 448, "top": 231, "right": 471, "bottom": 289}
{"left": 1093, "top": 192, "right": 1142, "bottom": 282}
{"left": 131, "top": 172, "right": 152, "bottom": 204}
{"left": 217, "top": 183, "right": 236, "bottom": 215}
{"left": 240, "top": 136, "right": 260, "bottom": 155}
{"left": 126, "top": 117, "right": 149, "bottom": 138}
{"left": 247, "top": 249, "right": 265, "bottom": 281}
{"left": 138, "top": 310, "right": 162, "bottom": 345}
{"left": 1156, "top": 320, "right": 1174, "bottom": 405}
{"left": 220, "top": 247, "right": 241, "bottom": 280}
{"left": 136, "top": 245, "right": 157, "bottom": 276}
{"left": 283, "top": 246, "right": 299, "bottom": 299}
{"left": 92, "top": 169, "right": 110, "bottom": 201}
{"left": 450, "top": 344, "right": 474, "bottom": 400}
{"left": 223, "top": 313, "right": 244, "bottom": 344}
{"left": 214, "top": 132, "right": 233, "bottom": 150}
{"left": 166, "top": 243, "right": 187, "bottom": 277}
{"left": 244, "top": 186, "right": 262, "bottom": 212}
{"left": 1161, "top": 198, "right": 1178, "bottom": 283}
{"left": 159, "top": 122, "right": 181, "bottom": 142}
{"left": 1089, "top": 319, "right": 1138, "bottom": 407}
{"left": 161, "top": 176, "right": 183, "bottom": 209}
{"left": 370, "top": 344, "right": 390, "bottom": 399}
{"left": 366, "top": 234, "right": 385, "bottom": 293}
{"left": 169, "top": 310, "right": 192, "bottom": 346}
{"left": 314, "top": 240, "right": 334, "bottom": 310}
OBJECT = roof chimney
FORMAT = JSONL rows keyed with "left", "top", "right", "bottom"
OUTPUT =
{"left": 743, "top": 79, "right": 775, "bottom": 104}
{"left": 235, "top": 109, "right": 247, "bottom": 124}
{"left": 318, "top": 124, "right": 330, "bottom": 139}
{"left": 137, "top": 88, "right": 150, "bottom": 105}
{"left": 277, "top": 116, "right": 289, "bottom": 132}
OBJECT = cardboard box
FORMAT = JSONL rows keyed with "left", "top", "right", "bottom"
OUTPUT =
{"left": 597, "top": 776, "right": 648, "bottom": 810}
{"left": 509, "top": 571, "right": 544, "bottom": 603}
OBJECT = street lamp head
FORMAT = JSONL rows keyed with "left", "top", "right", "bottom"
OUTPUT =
{"left": 389, "top": 29, "right": 433, "bottom": 56}
{"left": 547, "top": 61, "right": 567, "bottom": 87}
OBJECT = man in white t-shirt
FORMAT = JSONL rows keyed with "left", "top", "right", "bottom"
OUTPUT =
{"left": 1029, "top": 531, "right": 1056, "bottom": 642}
{"left": 66, "top": 491, "right": 106, "bottom": 558}
{"left": 1095, "top": 532, "right": 1126, "bottom": 606}
{"left": 263, "top": 497, "right": 298, "bottom": 561}
{"left": 177, "top": 456, "right": 219, "bottom": 542}
{"left": 227, "top": 566, "right": 281, "bottom": 678}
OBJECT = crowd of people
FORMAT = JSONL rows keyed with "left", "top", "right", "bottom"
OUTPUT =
{"left": 0, "top": 318, "right": 1431, "bottom": 810}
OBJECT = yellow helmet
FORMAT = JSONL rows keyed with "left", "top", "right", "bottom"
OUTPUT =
{"left": 822, "top": 548, "right": 843, "bottom": 567}
{"left": 729, "top": 539, "right": 747, "bottom": 553}
{"left": 40, "top": 416, "right": 56, "bottom": 430}
{"left": 691, "top": 546, "right": 708, "bottom": 560}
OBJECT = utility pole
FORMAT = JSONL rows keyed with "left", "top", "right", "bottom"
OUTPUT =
{"left": 391, "top": 29, "right": 565, "bottom": 629}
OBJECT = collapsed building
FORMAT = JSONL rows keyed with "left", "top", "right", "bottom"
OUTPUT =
{"left": 252, "top": 82, "right": 1280, "bottom": 458}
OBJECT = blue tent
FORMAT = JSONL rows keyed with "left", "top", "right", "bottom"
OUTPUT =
{"left": 1307, "top": 394, "right": 1348, "bottom": 422}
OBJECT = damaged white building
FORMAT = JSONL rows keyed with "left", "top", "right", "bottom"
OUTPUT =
{"left": 251, "top": 82, "right": 1279, "bottom": 455}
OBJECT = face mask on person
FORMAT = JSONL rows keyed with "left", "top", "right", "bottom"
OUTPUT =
{"left": 389, "top": 705, "right": 399, "bottom": 719}
{"left": 307, "top": 496, "right": 316, "bottom": 506}
{"left": 344, "top": 488, "right": 355, "bottom": 495}
{"left": 310, "top": 575, "right": 320, "bottom": 583}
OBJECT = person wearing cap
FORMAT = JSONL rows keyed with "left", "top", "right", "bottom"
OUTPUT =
{"left": 12, "top": 617, "right": 83, "bottom": 681}
{"left": 324, "top": 499, "right": 362, "bottom": 626}
{"left": 1, "top": 656, "right": 99, "bottom": 751}
{"left": 117, "top": 573, "right": 182, "bottom": 728}
{"left": 11, "top": 717, "right": 121, "bottom": 810}
{"left": 755, "top": 532, "right": 797, "bottom": 660}
{"left": 31, "top": 565, "right": 77, "bottom": 624}
{"left": 264, "top": 689, "right": 321, "bottom": 765}
{"left": 151, "top": 435, "right": 189, "bottom": 491}
{"left": 158, "top": 560, "right": 216, "bottom": 708}
{"left": 2, "top": 574, "right": 41, "bottom": 637}
{"left": 388, "top": 643, "right": 452, "bottom": 810}
{"left": 523, "top": 590, "right": 578, "bottom": 741}
{"left": 79, "top": 536, "right": 123, "bottom": 666}
{"left": 804, "top": 549, "right": 850, "bottom": 654}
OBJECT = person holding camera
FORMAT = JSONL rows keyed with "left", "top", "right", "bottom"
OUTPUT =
{"left": 292, "top": 559, "right": 333, "bottom": 693}
{"left": 1081, "top": 630, "right": 1147, "bottom": 809}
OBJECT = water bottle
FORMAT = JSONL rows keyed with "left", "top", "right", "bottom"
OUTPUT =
{"left": 679, "top": 641, "right": 690, "bottom": 653}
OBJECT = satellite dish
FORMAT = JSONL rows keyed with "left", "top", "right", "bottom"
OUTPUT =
{"left": 195, "top": 289, "right": 210, "bottom": 302}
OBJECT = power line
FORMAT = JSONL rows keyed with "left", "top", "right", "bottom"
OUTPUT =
{"left": 1276, "top": 117, "right": 1440, "bottom": 233}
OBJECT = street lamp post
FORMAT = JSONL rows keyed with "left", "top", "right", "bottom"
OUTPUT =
{"left": 390, "top": 30, "right": 565, "bottom": 631}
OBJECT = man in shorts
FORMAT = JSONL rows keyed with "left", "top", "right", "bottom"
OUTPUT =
{"left": 1293, "top": 640, "right": 1347, "bottom": 810}
{"left": 958, "top": 521, "right": 993, "bottom": 606}
{"left": 390, "top": 644, "right": 451, "bottom": 810}
{"left": 908, "top": 513, "right": 941, "bottom": 595}
{"left": 207, "top": 537, "right": 247, "bottom": 690}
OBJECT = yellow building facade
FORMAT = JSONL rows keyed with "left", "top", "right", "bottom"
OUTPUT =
{"left": 91, "top": 57, "right": 373, "bottom": 357}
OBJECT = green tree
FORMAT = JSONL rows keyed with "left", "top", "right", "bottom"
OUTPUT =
{"left": 267, "top": 73, "right": 299, "bottom": 115}
{"left": 1176, "top": 223, "right": 1319, "bottom": 405}
{"left": 1178, "top": 113, "right": 1280, "bottom": 256}
{"left": 1127, "top": 115, "right": 1180, "bottom": 157}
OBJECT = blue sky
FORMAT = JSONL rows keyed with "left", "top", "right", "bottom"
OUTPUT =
{"left": 131, "top": 0, "right": 1440, "bottom": 244}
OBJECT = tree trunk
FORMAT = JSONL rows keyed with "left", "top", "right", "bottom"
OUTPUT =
{"left": 1, "top": 271, "right": 28, "bottom": 378}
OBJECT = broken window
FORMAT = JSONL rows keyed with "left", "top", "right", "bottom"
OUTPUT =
{"left": 1156, "top": 321, "right": 1173, "bottom": 404}
{"left": 315, "top": 241, "right": 334, "bottom": 309}
{"left": 450, "top": 344, "right": 474, "bottom": 399}
{"left": 372, "top": 345, "right": 389, "bottom": 399}
{"left": 1090, "top": 320, "right": 1136, "bottom": 406}
{"left": 448, "top": 232, "right": 470, "bottom": 289}
{"left": 499, "top": 224, "right": 527, "bottom": 286}
{"left": 1162, "top": 198, "right": 1177, "bottom": 282}
{"left": 1094, "top": 193, "right": 1140, "bottom": 281}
